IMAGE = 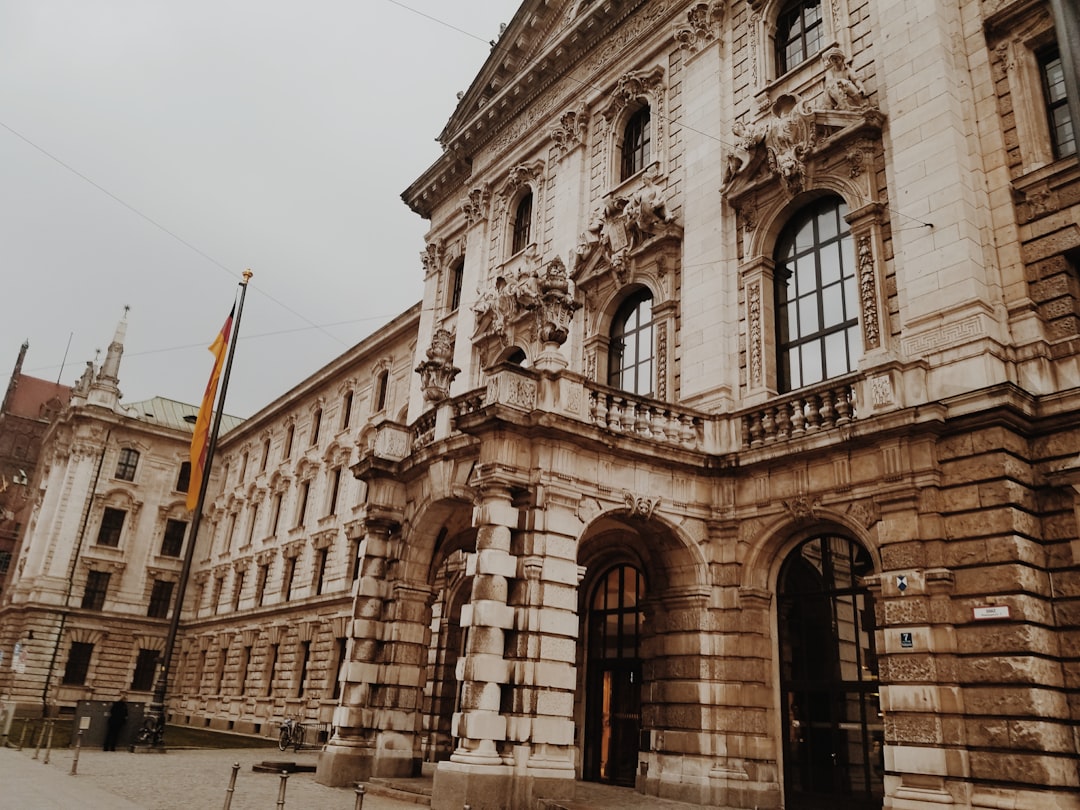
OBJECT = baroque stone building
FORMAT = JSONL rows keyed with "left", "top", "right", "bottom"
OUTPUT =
{"left": 1, "top": 1, "right": 1078, "bottom": 809}
{"left": 316, "top": 1, "right": 1079, "bottom": 809}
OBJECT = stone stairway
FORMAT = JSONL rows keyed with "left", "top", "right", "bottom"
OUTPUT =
{"left": 364, "top": 776, "right": 434, "bottom": 806}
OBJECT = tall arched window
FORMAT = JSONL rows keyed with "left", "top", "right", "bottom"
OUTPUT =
{"left": 609, "top": 290, "right": 655, "bottom": 397}
{"left": 778, "top": 535, "right": 882, "bottom": 807}
{"left": 775, "top": 196, "right": 859, "bottom": 392}
{"left": 776, "top": 0, "right": 824, "bottom": 75}
{"left": 448, "top": 257, "right": 465, "bottom": 311}
{"left": 511, "top": 193, "right": 533, "bottom": 254}
{"left": 620, "top": 105, "right": 651, "bottom": 180}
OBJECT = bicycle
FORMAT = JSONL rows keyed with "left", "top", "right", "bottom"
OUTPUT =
{"left": 278, "top": 717, "right": 305, "bottom": 752}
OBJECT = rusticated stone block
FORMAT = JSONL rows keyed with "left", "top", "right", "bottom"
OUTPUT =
{"left": 955, "top": 624, "right": 1058, "bottom": 658}
{"left": 952, "top": 564, "right": 1049, "bottom": 597}
{"left": 963, "top": 686, "right": 1069, "bottom": 718}
{"left": 880, "top": 542, "right": 926, "bottom": 570}
{"left": 884, "top": 714, "right": 942, "bottom": 744}
{"left": 884, "top": 597, "right": 929, "bottom": 625}
{"left": 944, "top": 508, "right": 1040, "bottom": 542}
{"left": 956, "top": 654, "right": 1063, "bottom": 687}
{"left": 969, "top": 750, "right": 1080, "bottom": 788}
{"left": 879, "top": 654, "right": 935, "bottom": 682}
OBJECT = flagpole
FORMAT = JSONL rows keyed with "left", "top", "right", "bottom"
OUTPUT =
{"left": 143, "top": 270, "right": 253, "bottom": 749}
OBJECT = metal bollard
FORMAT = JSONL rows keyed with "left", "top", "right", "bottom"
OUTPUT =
{"left": 17, "top": 718, "right": 29, "bottom": 750}
{"left": 43, "top": 720, "right": 55, "bottom": 764}
{"left": 70, "top": 730, "right": 83, "bottom": 775}
{"left": 32, "top": 721, "right": 45, "bottom": 759}
{"left": 276, "top": 770, "right": 289, "bottom": 809}
{"left": 222, "top": 761, "right": 240, "bottom": 810}
{"left": 354, "top": 783, "right": 365, "bottom": 810}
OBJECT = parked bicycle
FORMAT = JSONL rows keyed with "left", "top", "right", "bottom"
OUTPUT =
{"left": 278, "top": 716, "right": 305, "bottom": 752}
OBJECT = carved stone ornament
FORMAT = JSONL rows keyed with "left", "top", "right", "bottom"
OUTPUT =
{"left": 856, "top": 234, "right": 881, "bottom": 349}
{"left": 673, "top": 2, "right": 724, "bottom": 55}
{"left": 415, "top": 328, "right": 461, "bottom": 403}
{"left": 623, "top": 489, "right": 661, "bottom": 519}
{"left": 602, "top": 67, "right": 665, "bottom": 122}
{"left": 783, "top": 495, "right": 821, "bottom": 521}
{"left": 420, "top": 239, "right": 443, "bottom": 274}
{"left": 461, "top": 184, "right": 490, "bottom": 227}
{"left": 536, "top": 256, "right": 581, "bottom": 346}
{"left": 472, "top": 247, "right": 544, "bottom": 339}
{"left": 573, "top": 168, "right": 680, "bottom": 281}
{"left": 821, "top": 47, "right": 869, "bottom": 111}
{"left": 550, "top": 105, "right": 588, "bottom": 158}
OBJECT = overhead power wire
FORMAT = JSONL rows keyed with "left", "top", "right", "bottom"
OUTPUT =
{"left": 0, "top": 118, "right": 347, "bottom": 348}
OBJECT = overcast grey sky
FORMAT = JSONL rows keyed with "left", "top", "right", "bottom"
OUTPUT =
{"left": 1, "top": 0, "right": 522, "bottom": 417}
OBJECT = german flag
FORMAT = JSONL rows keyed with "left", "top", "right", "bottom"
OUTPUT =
{"left": 187, "top": 307, "right": 234, "bottom": 510}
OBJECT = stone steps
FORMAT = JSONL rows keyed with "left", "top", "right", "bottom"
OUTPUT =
{"left": 364, "top": 777, "right": 433, "bottom": 806}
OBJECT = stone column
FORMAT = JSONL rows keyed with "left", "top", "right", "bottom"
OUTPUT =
{"left": 433, "top": 484, "right": 518, "bottom": 809}
{"left": 316, "top": 514, "right": 396, "bottom": 785}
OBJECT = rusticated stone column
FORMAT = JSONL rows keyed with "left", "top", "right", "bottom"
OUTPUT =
{"left": 432, "top": 484, "right": 518, "bottom": 809}
{"left": 316, "top": 513, "right": 398, "bottom": 785}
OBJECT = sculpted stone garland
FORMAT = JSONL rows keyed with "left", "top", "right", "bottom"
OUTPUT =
{"left": 748, "top": 280, "right": 763, "bottom": 388}
{"left": 856, "top": 233, "right": 881, "bottom": 350}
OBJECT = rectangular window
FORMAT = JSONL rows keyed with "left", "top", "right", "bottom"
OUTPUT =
{"left": 160, "top": 518, "right": 187, "bottom": 557}
{"left": 284, "top": 425, "right": 294, "bottom": 459}
{"left": 96, "top": 507, "right": 126, "bottom": 547}
{"left": 261, "top": 438, "right": 271, "bottom": 472}
{"left": 1041, "top": 47, "right": 1076, "bottom": 158}
{"left": 195, "top": 650, "right": 207, "bottom": 690}
{"left": 115, "top": 448, "right": 139, "bottom": 481}
{"left": 232, "top": 570, "right": 245, "bottom": 611}
{"left": 240, "top": 452, "right": 249, "bottom": 482}
{"left": 245, "top": 503, "right": 259, "bottom": 546}
{"left": 147, "top": 579, "right": 174, "bottom": 619}
{"left": 296, "top": 482, "right": 310, "bottom": 527}
{"left": 312, "top": 548, "right": 328, "bottom": 596}
{"left": 238, "top": 646, "right": 252, "bottom": 695}
{"left": 225, "top": 512, "right": 238, "bottom": 551}
{"left": 331, "top": 637, "right": 347, "bottom": 700}
{"left": 311, "top": 410, "right": 322, "bottom": 446}
{"left": 282, "top": 556, "right": 296, "bottom": 601}
{"left": 214, "top": 647, "right": 228, "bottom": 693}
{"left": 265, "top": 644, "right": 279, "bottom": 696}
{"left": 271, "top": 493, "right": 283, "bottom": 536}
{"left": 212, "top": 577, "right": 224, "bottom": 615}
{"left": 296, "top": 641, "right": 311, "bottom": 697}
{"left": 255, "top": 563, "right": 269, "bottom": 606}
{"left": 351, "top": 539, "right": 362, "bottom": 583}
{"left": 0, "top": 550, "right": 11, "bottom": 577}
{"left": 176, "top": 462, "right": 191, "bottom": 493}
{"left": 449, "top": 261, "right": 464, "bottom": 311}
{"left": 131, "top": 648, "right": 159, "bottom": 692}
{"left": 327, "top": 468, "right": 342, "bottom": 516}
{"left": 82, "top": 570, "right": 110, "bottom": 610}
{"left": 341, "top": 392, "right": 353, "bottom": 429}
{"left": 62, "top": 641, "right": 94, "bottom": 685}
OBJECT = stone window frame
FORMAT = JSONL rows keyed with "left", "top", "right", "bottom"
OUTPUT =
{"left": 91, "top": 488, "right": 140, "bottom": 550}
{"left": 114, "top": 447, "right": 139, "bottom": 481}
{"left": 989, "top": 10, "right": 1075, "bottom": 174}
{"left": 747, "top": 0, "right": 851, "bottom": 95}
{"left": 370, "top": 360, "right": 392, "bottom": 415}
{"left": 739, "top": 186, "right": 887, "bottom": 401}
{"left": 599, "top": 66, "right": 667, "bottom": 192}
{"left": 497, "top": 161, "right": 546, "bottom": 262}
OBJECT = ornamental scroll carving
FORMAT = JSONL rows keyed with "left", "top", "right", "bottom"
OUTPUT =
{"left": 748, "top": 280, "right": 763, "bottom": 387}
{"left": 421, "top": 240, "right": 443, "bottom": 274}
{"left": 623, "top": 489, "right": 661, "bottom": 519}
{"left": 856, "top": 234, "right": 881, "bottom": 349}
{"left": 673, "top": 2, "right": 724, "bottom": 55}
{"left": 461, "top": 184, "right": 490, "bottom": 227}
{"left": 573, "top": 169, "right": 679, "bottom": 281}
{"left": 550, "top": 105, "right": 588, "bottom": 158}
{"left": 472, "top": 248, "right": 543, "bottom": 340}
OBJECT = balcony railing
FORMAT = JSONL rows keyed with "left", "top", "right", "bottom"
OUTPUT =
{"left": 586, "top": 383, "right": 706, "bottom": 451}
{"left": 739, "top": 376, "right": 858, "bottom": 449}
{"left": 393, "top": 369, "right": 859, "bottom": 461}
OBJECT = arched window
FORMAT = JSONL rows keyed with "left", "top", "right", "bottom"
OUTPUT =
{"left": 621, "top": 105, "right": 651, "bottom": 180}
{"left": 609, "top": 290, "right": 655, "bottom": 397}
{"left": 776, "top": 0, "right": 824, "bottom": 75}
{"left": 511, "top": 193, "right": 533, "bottom": 254}
{"left": 775, "top": 196, "right": 859, "bottom": 392}
{"left": 778, "top": 535, "right": 882, "bottom": 806}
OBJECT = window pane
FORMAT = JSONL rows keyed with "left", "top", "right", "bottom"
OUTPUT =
{"left": 820, "top": 242, "right": 842, "bottom": 285}
{"left": 799, "top": 294, "right": 820, "bottom": 334}
{"left": 801, "top": 341, "right": 823, "bottom": 385}
{"left": 825, "top": 330, "right": 850, "bottom": 377}
{"left": 822, "top": 283, "right": 845, "bottom": 328}
{"left": 787, "top": 348, "right": 802, "bottom": 389}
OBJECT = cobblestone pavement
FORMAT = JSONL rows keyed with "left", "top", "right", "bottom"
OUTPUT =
{"left": 0, "top": 744, "right": 416, "bottom": 810}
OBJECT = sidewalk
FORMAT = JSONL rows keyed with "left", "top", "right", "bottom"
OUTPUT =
{"left": 0, "top": 744, "right": 417, "bottom": 809}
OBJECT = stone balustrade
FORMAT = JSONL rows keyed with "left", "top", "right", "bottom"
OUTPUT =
{"left": 739, "top": 376, "right": 858, "bottom": 448}
{"left": 585, "top": 383, "right": 706, "bottom": 451}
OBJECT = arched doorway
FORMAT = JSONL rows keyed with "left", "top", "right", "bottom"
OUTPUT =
{"left": 583, "top": 563, "right": 644, "bottom": 786}
{"left": 778, "top": 535, "right": 883, "bottom": 810}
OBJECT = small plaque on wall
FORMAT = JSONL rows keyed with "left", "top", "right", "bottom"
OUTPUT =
{"left": 972, "top": 605, "right": 1011, "bottom": 621}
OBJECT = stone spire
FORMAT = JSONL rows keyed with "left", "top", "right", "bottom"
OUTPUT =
{"left": 87, "top": 307, "right": 128, "bottom": 409}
